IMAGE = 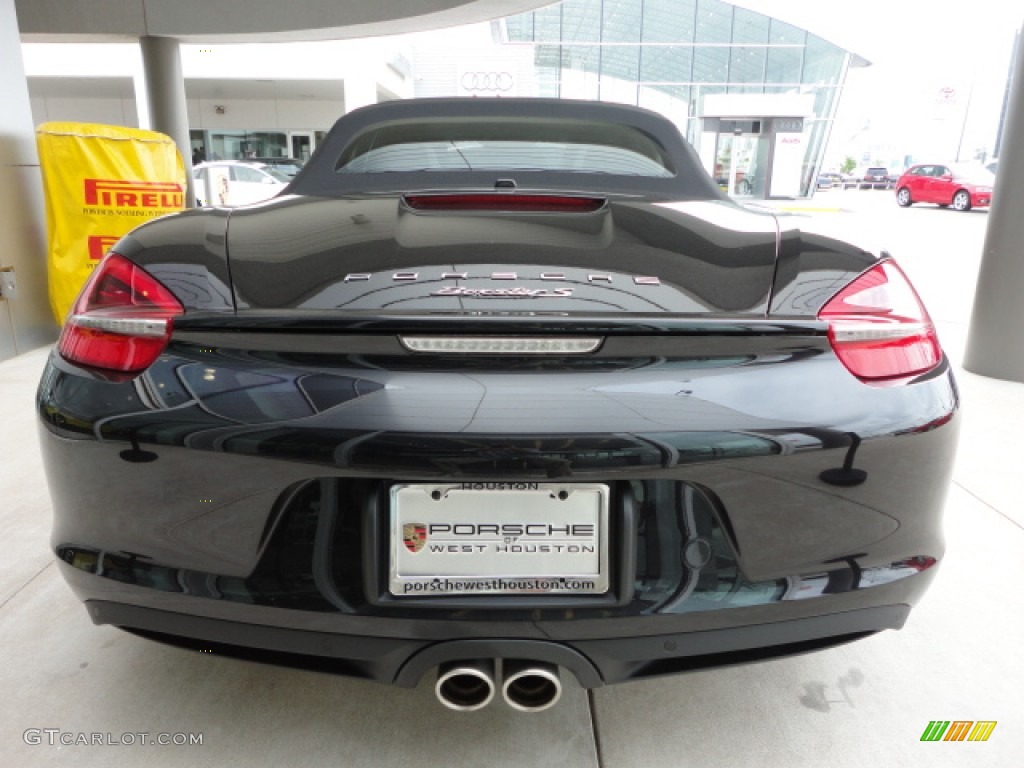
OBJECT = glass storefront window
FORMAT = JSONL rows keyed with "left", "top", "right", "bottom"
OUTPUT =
{"left": 206, "top": 131, "right": 288, "bottom": 162}
{"left": 533, "top": 4, "right": 561, "bottom": 42}
{"left": 731, "top": 7, "right": 769, "bottom": 45}
{"left": 642, "top": 0, "right": 696, "bottom": 43}
{"left": 693, "top": 47, "right": 729, "bottom": 84}
{"left": 800, "top": 119, "right": 830, "bottom": 196}
{"left": 729, "top": 48, "right": 766, "bottom": 90}
{"left": 603, "top": 0, "right": 642, "bottom": 42}
{"left": 812, "top": 86, "right": 838, "bottom": 121}
{"left": 639, "top": 0, "right": 695, "bottom": 100}
{"left": 561, "top": 45, "right": 600, "bottom": 100}
{"left": 535, "top": 44, "right": 562, "bottom": 98}
{"left": 766, "top": 19, "right": 805, "bottom": 83}
{"left": 694, "top": 0, "right": 732, "bottom": 84}
{"left": 505, "top": 13, "right": 533, "bottom": 42}
{"left": 602, "top": 45, "right": 641, "bottom": 83}
{"left": 695, "top": 0, "right": 733, "bottom": 44}
{"left": 729, "top": 8, "right": 768, "bottom": 91}
{"left": 501, "top": 0, "right": 853, "bottom": 198}
{"left": 803, "top": 33, "right": 845, "bottom": 86}
{"left": 561, "top": 0, "right": 601, "bottom": 42}
{"left": 640, "top": 46, "right": 693, "bottom": 96}
{"left": 536, "top": 43, "right": 561, "bottom": 69}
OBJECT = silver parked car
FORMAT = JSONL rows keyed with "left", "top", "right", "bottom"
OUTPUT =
{"left": 193, "top": 160, "right": 290, "bottom": 206}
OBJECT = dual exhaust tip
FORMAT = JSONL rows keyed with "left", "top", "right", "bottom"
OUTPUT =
{"left": 435, "top": 659, "right": 562, "bottom": 712}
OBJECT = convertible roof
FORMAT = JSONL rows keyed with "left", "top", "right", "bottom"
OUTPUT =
{"left": 286, "top": 98, "right": 723, "bottom": 201}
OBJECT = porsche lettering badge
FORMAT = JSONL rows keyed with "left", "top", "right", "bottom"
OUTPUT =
{"left": 431, "top": 286, "right": 573, "bottom": 299}
{"left": 342, "top": 271, "right": 661, "bottom": 287}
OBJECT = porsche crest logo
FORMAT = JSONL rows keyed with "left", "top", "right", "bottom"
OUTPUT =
{"left": 403, "top": 523, "right": 427, "bottom": 553}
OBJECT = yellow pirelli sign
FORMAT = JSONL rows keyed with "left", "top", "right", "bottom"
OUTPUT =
{"left": 36, "top": 122, "right": 185, "bottom": 323}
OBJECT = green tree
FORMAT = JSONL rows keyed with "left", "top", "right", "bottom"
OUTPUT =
{"left": 840, "top": 156, "right": 857, "bottom": 174}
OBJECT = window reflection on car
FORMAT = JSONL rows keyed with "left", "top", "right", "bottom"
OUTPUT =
{"left": 335, "top": 118, "right": 676, "bottom": 177}
{"left": 192, "top": 161, "right": 289, "bottom": 206}
{"left": 251, "top": 157, "right": 305, "bottom": 178}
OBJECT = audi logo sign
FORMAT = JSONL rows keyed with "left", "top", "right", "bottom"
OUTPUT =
{"left": 458, "top": 71, "right": 515, "bottom": 94}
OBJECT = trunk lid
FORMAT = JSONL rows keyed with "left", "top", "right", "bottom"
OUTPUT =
{"left": 223, "top": 194, "right": 780, "bottom": 319}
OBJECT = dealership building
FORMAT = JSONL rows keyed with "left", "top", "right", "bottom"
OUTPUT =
{"left": 499, "top": 0, "right": 860, "bottom": 197}
{"left": 3, "top": 0, "right": 866, "bottom": 362}
{"left": 21, "top": 0, "right": 861, "bottom": 201}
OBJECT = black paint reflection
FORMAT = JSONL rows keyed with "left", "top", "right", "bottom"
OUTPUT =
{"left": 56, "top": 479, "right": 938, "bottom": 622}
{"left": 40, "top": 344, "right": 897, "bottom": 478}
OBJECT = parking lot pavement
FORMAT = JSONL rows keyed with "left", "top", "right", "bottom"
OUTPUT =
{"left": 1, "top": 567, "right": 598, "bottom": 768}
{"left": 2, "top": 348, "right": 600, "bottom": 768}
{"left": 2, "top": 194, "right": 1020, "bottom": 766}
{"left": 753, "top": 186, "right": 899, "bottom": 214}
{"left": 591, "top": 482, "right": 1023, "bottom": 768}
{"left": 0, "top": 347, "right": 54, "bottom": 606}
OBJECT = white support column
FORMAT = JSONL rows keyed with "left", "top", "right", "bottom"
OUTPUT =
{"left": 343, "top": 77, "right": 378, "bottom": 114}
{"left": 964, "top": 23, "right": 1024, "bottom": 381}
{"left": 0, "top": 0, "right": 57, "bottom": 359}
{"left": 139, "top": 36, "right": 194, "bottom": 206}
{"left": 132, "top": 46, "right": 151, "bottom": 130}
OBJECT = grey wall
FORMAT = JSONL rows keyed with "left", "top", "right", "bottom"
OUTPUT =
{"left": 0, "top": 0, "right": 57, "bottom": 360}
{"left": 27, "top": 92, "right": 352, "bottom": 135}
{"left": 15, "top": 0, "right": 554, "bottom": 42}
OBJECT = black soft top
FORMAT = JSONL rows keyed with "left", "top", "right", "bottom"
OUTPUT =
{"left": 286, "top": 98, "right": 723, "bottom": 201}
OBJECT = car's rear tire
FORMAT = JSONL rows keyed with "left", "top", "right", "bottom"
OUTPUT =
{"left": 896, "top": 187, "right": 913, "bottom": 207}
{"left": 952, "top": 190, "right": 971, "bottom": 211}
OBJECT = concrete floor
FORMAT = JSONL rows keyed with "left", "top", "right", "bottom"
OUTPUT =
{"left": 2, "top": 192, "right": 1021, "bottom": 766}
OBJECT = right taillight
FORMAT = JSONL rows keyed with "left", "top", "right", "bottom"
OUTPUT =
{"left": 818, "top": 260, "right": 941, "bottom": 383}
{"left": 58, "top": 252, "right": 183, "bottom": 374}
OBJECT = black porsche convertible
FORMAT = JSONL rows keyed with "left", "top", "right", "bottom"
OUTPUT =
{"left": 38, "top": 98, "right": 957, "bottom": 712}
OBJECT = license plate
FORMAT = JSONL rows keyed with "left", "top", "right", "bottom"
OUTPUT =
{"left": 389, "top": 483, "right": 609, "bottom": 597}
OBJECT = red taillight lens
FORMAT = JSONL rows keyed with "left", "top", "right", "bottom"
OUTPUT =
{"left": 818, "top": 260, "right": 941, "bottom": 383}
{"left": 403, "top": 194, "right": 606, "bottom": 212}
{"left": 58, "top": 252, "right": 184, "bottom": 373}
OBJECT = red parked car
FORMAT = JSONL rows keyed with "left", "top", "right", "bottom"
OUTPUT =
{"left": 895, "top": 163, "right": 994, "bottom": 211}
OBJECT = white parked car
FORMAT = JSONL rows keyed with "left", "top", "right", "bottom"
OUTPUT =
{"left": 193, "top": 161, "right": 290, "bottom": 206}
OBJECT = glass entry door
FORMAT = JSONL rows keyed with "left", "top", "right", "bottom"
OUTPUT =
{"left": 714, "top": 133, "right": 769, "bottom": 198}
{"left": 289, "top": 132, "right": 314, "bottom": 162}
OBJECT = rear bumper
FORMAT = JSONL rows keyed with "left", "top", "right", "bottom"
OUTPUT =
{"left": 82, "top": 589, "right": 914, "bottom": 688}
{"left": 39, "top": 337, "right": 958, "bottom": 684}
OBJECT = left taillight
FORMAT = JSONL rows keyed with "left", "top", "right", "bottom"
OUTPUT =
{"left": 818, "top": 259, "right": 941, "bottom": 383}
{"left": 58, "top": 252, "right": 183, "bottom": 373}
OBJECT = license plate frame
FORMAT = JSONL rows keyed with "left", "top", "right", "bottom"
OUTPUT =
{"left": 389, "top": 482, "right": 610, "bottom": 598}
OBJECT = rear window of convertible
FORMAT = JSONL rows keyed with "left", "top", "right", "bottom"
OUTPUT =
{"left": 334, "top": 118, "right": 675, "bottom": 177}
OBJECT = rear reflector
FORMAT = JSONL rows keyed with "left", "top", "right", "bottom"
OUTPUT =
{"left": 58, "top": 252, "right": 183, "bottom": 373}
{"left": 818, "top": 260, "right": 940, "bottom": 383}
{"left": 400, "top": 337, "right": 603, "bottom": 355}
{"left": 403, "top": 194, "right": 606, "bottom": 212}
